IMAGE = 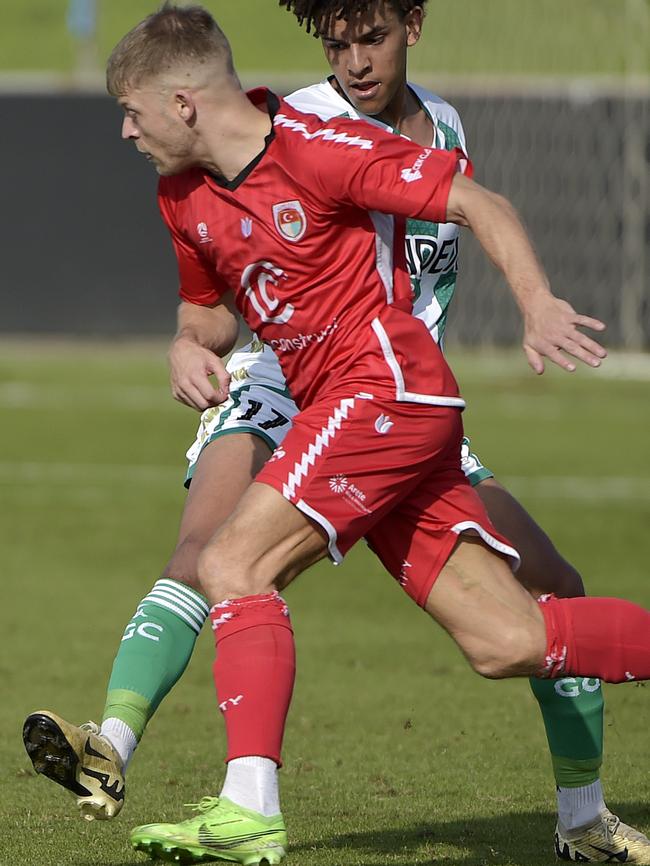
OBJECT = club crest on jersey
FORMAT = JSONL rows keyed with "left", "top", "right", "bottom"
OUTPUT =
{"left": 272, "top": 200, "right": 307, "bottom": 243}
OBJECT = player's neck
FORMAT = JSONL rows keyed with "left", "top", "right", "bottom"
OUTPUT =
{"left": 376, "top": 85, "right": 432, "bottom": 147}
{"left": 197, "top": 94, "right": 273, "bottom": 182}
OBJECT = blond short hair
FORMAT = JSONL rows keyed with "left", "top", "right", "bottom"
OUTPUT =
{"left": 106, "top": 3, "right": 234, "bottom": 96}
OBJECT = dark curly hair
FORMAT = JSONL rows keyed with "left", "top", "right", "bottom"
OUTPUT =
{"left": 278, "top": 0, "right": 427, "bottom": 35}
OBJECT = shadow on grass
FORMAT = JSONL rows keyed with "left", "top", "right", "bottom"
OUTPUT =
{"left": 69, "top": 803, "right": 650, "bottom": 866}
{"left": 288, "top": 802, "right": 650, "bottom": 866}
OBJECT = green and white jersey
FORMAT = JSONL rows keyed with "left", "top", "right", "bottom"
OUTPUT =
{"left": 225, "top": 79, "right": 466, "bottom": 389}
{"left": 402, "top": 84, "right": 465, "bottom": 342}
{"left": 287, "top": 78, "right": 466, "bottom": 345}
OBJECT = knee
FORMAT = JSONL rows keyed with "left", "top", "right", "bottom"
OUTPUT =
{"left": 468, "top": 625, "right": 542, "bottom": 679}
{"left": 197, "top": 542, "right": 230, "bottom": 600}
{"left": 196, "top": 539, "right": 263, "bottom": 603}
{"left": 162, "top": 536, "right": 204, "bottom": 591}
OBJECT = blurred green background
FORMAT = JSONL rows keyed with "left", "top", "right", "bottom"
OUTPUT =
{"left": 2, "top": 0, "right": 649, "bottom": 78}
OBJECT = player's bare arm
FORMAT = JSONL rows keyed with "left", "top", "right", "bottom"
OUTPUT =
{"left": 170, "top": 297, "right": 239, "bottom": 411}
{"left": 446, "top": 173, "right": 607, "bottom": 374}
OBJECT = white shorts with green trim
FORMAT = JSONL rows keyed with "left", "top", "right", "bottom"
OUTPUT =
{"left": 184, "top": 339, "right": 297, "bottom": 487}
{"left": 184, "top": 339, "right": 494, "bottom": 489}
{"left": 461, "top": 435, "right": 494, "bottom": 487}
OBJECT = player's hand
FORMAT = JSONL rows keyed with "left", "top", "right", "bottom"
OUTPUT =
{"left": 522, "top": 294, "right": 607, "bottom": 375}
{"left": 169, "top": 336, "right": 230, "bottom": 410}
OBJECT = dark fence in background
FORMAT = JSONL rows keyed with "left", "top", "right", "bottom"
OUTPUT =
{"left": 1, "top": 90, "right": 648, "bottom": 345}
{"left": 1, "top": 94, "right": 178, "bottom": 336}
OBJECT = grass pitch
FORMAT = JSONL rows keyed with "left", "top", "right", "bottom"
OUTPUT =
{"left": 2, "top": 343, "right": 649, "bottom": 866}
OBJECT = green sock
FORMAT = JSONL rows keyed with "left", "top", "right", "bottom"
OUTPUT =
{"left": 530, "top": 676, "right": 604, "bottom": 787}
{"left": 103, "top": 579, "right": 209, "bottom": 739}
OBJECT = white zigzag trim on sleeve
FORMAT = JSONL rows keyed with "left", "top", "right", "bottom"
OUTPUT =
{"left": 274, "top": 113, "right": 374, "bottom": 150}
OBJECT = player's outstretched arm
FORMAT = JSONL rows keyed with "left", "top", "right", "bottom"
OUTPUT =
{"left": 169, "top": 297, "right": 239, "bottom": 411}
{"left": 446, "top": 174, "right": 607, "bottom": 374}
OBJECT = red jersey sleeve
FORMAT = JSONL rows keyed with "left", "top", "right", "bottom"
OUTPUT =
{"left": 300, "top": 118, "right": 471, "bottom": 224}
{"left": 157, "top": 179, "right": 229, "bottom": 305}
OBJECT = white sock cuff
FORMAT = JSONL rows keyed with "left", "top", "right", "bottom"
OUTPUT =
{"left": 140, "top": 579, "right": 210, "bottom": 634}
{"left": 228, "top": 756, "right": 277, "bottom": 770}
{"left": 220, "top": 755, "right": 280, "bottom": 817}
{"left": 558, "top": 779, "right": 604, "bottom": 808}
{"left": 100, "top": 717, "right": 138, "bottom": 770}
{"left": 557, "top": 779, "right": 606, "bottom": 830}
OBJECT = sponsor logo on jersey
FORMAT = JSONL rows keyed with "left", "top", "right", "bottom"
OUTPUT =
{"left": 401, "top": 149, "right": 432, "bottom": 184}
{"left": 241, "top": 217, "right": 253, "bottom": 238}
{"left": 241, "top": 260, "right": 294, "bottom": 324}
{"left": 197, "top": 221, "right": 213, "bottom": 244}
{"left": 405, "top": 235, "right": 459, "bottom": 278}
{"left": 401, "top": 167, "right": 422, "bottom": 183}
{"left": 374, "top": 414, "right": 393, "bottom": 435}
{"left": 269, "top": 317, "right": 338, "bottom": 354}
{"left": 272, "top": 200, "right": 307, "bottom": 242}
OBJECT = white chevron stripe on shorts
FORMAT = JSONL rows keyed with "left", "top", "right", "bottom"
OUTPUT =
{"left": 282, "top": 393, "right": 373, "bottom": 501}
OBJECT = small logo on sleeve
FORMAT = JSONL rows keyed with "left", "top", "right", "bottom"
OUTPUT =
{"left": 241, "top": 217, "right": 253, "bottom": 238}
{"left": 400, "top": 149, "right": 432, "bottom": 184}
{"left": 272, "top": 200, "right": 307, "bottom": 242}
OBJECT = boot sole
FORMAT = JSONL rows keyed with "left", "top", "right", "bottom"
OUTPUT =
{"left": 132, "top": 836, "right": 286, "bottom": 865}
{"left": 23, "top": 712, "right": 91, "bottom": 797}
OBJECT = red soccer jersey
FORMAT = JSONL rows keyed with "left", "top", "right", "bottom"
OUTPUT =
{"left": 158, "top": 89, "right": 471, "bottom": 409}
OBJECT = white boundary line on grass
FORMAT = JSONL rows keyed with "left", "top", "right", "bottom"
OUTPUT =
{"left": 0, "top": 382, "right": 174, "bottom": 410}
{"left": 444, "top": 352, "right": 650, "bottom": 382}
{"left": 1, "top": 462, "right": 649, "bottom": 502}
{"left": 0, "top": 461, "right": 180, "bottom": 484}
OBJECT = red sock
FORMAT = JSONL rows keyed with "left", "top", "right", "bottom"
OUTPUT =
{"left": 538, "top": 594, "right": 650, "bottom": 683}
{"left": 211, "top": 592, "right": 295, "bottom": 765}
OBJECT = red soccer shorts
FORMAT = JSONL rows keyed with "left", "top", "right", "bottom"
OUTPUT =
{"left": 256, "top": 390, "right": 519, "bottom": 607}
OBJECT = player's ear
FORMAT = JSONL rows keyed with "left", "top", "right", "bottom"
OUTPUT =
{"left": 175, "top": 91, "right": 197, "bottom": 124}
{"left": 404, "top": 6, "right": 424, "bottom": 47}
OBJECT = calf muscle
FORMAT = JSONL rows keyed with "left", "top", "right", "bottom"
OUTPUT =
{"left": 162, "top": 433, "right": 272, "bottom": 590}
{"left": 475, "top": 477, "right": 585, "bottom": 599}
